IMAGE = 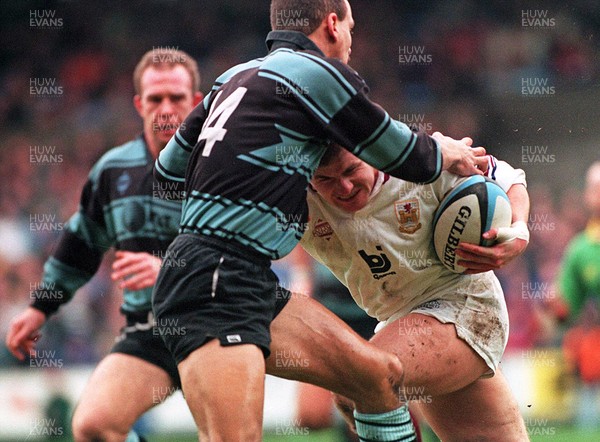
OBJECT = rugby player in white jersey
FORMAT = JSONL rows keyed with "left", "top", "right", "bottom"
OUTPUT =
{"left": 301, "top": 139, "right": 531, "bottom": 441}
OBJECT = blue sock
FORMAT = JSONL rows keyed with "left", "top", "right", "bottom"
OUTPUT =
{"left": 354, "top": 404, "right": 417, "bottom": 442}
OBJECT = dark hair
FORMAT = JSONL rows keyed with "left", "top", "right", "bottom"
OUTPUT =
{"left": 270, "top": 0, "right": 347, "bottom": 35}
{"left": 133, "top": 48, "right": 200, "bottom": 95}
{"left": 318, "top": 143, "right": 345, "bottom": 167}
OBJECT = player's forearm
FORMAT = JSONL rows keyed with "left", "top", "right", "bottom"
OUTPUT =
{"left": 350, "top": 114, "right": 441, "bottom": 184}
{"left": 30, "top": 275, "right": 76, "bottom": 317}
{"left": 382, "top": 128, "right": 442, "bottom": 184}
{"left": 30, "top": 229, "right": 103, "bottom": 317}
{"left": 29, "top": 256, "right": 94, "bottom": 317}
{"left": 507, "top": 184, "right": 530, "bottom": 224}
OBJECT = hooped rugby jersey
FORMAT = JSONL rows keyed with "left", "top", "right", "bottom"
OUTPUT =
{"left": 31, "top": 137, "right": 182, "bottom": 316}
{"left": 155, "top": 31, "right": 442, "bottom": 260}
{"left": 301, "top": 158, "right": 527, "bottom": 322}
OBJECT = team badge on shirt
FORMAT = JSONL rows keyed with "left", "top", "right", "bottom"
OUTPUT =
{"left": 312, "top": 218, "right": 334, "bottom": 240}
{"left": 394, "top": 198, "right": 422, "bottom": 234}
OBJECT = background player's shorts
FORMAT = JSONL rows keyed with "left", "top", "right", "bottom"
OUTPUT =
{"left": 378, "top": 275, "right": 509, "bottom": 376}
{"left": 111, "top": 310, "right": 181, "bottom": 387}
{"left": 152, "top": 234, "right": 290, "bottom": 365}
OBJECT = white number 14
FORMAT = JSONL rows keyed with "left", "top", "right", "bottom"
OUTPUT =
{"left": 199, "top": 87, "right": 247, "bottom": 157}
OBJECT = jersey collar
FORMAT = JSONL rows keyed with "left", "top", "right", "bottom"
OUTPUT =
{"left": 369, "top": 171, "right": 388, "bottom": 200}
{"left": 265, "top": 30, "right": 325, "bottom": 56}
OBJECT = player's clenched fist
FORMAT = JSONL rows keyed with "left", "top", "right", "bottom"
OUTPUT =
{"left": 432, "top": 131, "right": 487, "bottom": 177}
{"left": 5, "top": 307, "right": 46, "bottom": 360}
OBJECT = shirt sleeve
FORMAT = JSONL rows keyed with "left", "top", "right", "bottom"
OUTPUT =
{"left": 154, "top": 94, "right": 211, "bottom": 197}
{"left": 325, "top": 88, "right": 442, "bottom": 184}
{"left": 31, "top": 165, "right": 114, "bottom": 317}
{"left": 485, "top": 155, "right": 527, "bottom": 192}
{"left": 272, "top": 53, "right": 442, "bottom": 184}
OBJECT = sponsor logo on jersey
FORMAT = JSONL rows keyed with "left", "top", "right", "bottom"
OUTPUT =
{"left": 117, "top": 172, "right": 131, "bottom": 194}
{"left": 395, "top": 198, "right": 422, "bottom": 234}
{"left": 359, "top": 245, "right": 397, "bottom": 280}
{"left": 312, "top": 218, "right": 334, "bottom": 240}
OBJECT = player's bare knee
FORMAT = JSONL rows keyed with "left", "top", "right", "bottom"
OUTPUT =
{"left": 373, "top": 351, "right": 404, "bottom": 390}
{"left": 72, "top": 408, "right": 127, "bottom": 442}
{"left": 354, "top": 352, "right": 405, "bottom": 409}
{"left": 72, "top": 416, "right": 104, "bottom": 442}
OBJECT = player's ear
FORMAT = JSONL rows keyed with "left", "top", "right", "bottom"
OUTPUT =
{"left": 133, "top": 95, "right": 143, "bottom": 117}
{"left": 193, "top": 91, "right": 204, "bottom": 106}
{"left": 325, "top": 12, "right": 339, "bottom": 42}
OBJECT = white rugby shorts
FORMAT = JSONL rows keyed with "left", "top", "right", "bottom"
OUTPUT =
{"left": 375, "top": 274, "right": 509, "bottom": 376}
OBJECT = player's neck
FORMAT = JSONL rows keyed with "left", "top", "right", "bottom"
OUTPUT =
{"left": 145, "top": 137, "right": 164, "bottom": 160}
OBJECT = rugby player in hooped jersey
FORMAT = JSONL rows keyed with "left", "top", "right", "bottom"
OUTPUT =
{"left": 302, "top": 144, "right": 531, "bottom": 441}
{"left": 152, "top": 0, "right": 489, "bottom": 440}
{"left": 6, "top": 49, "right": 203, "bottom": 442}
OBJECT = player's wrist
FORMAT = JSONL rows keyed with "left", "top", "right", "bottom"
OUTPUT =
{"left": 496, "top": 220, "right": 530, "bottom": 244}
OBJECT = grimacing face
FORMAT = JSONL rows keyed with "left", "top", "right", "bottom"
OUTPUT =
{"left": 311, "top": 148, "right": 378, "bottom": 213}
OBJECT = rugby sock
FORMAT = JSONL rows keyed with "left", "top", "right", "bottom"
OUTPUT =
{"left": 354, "top": 404, "right": 417, "bottom": 442}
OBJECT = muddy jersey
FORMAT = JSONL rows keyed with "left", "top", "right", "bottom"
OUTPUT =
{"left": 302, "top": 158, "right": 526, "bottom": 322}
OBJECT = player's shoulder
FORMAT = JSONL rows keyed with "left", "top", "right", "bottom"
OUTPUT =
{"left": 212, "top": 56, "right": 267, "bottom": 90}
{"left": 261, "top": 48, "right": 365, "bottom": 90}
{"left": 88, "top": 137, "right": 148, "bottom": 183}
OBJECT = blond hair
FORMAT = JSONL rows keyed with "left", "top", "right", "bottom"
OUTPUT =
{"left": 133, "top": 48, "right": 200, "bottom": 95}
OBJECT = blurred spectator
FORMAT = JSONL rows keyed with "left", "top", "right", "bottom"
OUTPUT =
{"left": 554, "top": 161, "right": 600, "bottom": 429}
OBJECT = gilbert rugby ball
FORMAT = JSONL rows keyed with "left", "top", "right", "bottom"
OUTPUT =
{"left": 432, "top": 176, "right": 512, "bottom": 273}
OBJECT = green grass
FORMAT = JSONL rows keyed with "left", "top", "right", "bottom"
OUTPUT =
{"left": 144, "top": 424, "right": 600, "bottom": 442}
{"left": 6, "top": 424, "right": 596, "bottom": 441}
{"left": 146, "top": 429, "right": 340, "bottom": 441}
{"left": 529, "top": 425, "right": 600, "bottom": 441}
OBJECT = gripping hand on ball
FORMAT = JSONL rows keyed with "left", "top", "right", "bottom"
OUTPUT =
{"left": 456, "top": 223, "right": 529, "bottom": 274}
{"left": 456, "top": 178, "right": 530, "bottom": 274}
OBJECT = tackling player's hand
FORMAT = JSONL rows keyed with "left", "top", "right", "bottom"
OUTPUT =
{"left": 5, "top": 307, "right": 45, "bottom": 361}
{"left": 456, "top": 223, "right": 529, "bottom": 274}
{"left": 111, "top": 251, "right": 162, "bottom": 291}
{"left": 433, "top": 132, "right": 487, "bottom": 177}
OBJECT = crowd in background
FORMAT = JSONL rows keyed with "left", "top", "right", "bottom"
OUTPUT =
{"left": 0, "top": 0, "right": 598, "bottom": 384}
